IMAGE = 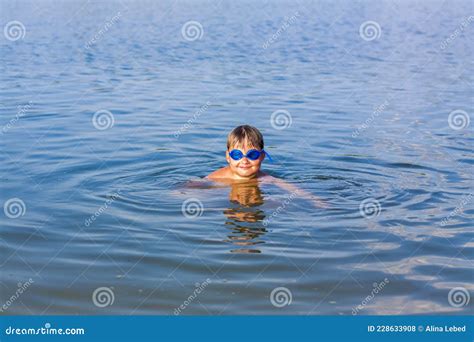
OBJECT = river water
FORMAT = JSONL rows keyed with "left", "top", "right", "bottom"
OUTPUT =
{"left": 1, "top": 0, "right": 472, "bottom": 315}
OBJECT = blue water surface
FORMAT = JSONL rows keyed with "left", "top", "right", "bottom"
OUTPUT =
{"left": 0, "top": 0, "right": 472, "bottom": 315}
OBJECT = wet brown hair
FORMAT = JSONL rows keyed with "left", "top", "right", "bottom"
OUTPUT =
{"left": 227, "top": 125, "right": 264, "bottom": 150}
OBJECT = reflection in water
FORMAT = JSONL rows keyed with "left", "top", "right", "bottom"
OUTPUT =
{"left": 223, "top": 180, "right": 268, "bottom": 254}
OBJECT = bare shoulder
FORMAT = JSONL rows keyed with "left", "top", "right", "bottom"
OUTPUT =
{"left": 206, "top": 166, "right": 230, "bottom": 180}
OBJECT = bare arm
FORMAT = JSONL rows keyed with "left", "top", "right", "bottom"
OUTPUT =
{"left": 261, "top": 175, "right": 329, "bottom": 208}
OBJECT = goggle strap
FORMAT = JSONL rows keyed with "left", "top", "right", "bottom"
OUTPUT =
{"left": 263, "top": 150, "right": 273, "bottom": 163}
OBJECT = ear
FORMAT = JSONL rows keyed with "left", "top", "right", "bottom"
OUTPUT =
{"left": 225, "top": 150, "right": 231, "bottom": 164}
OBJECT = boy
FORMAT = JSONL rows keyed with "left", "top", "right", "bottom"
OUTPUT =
{"left": 207, "top": 125, "right": 327, "bottom": 208}
{"left": 207, "top": 125, "right": 269, "bottom": 180}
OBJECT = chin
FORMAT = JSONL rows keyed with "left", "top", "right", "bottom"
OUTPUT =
{"left": 237, "top": 170, "right": 258, "bottom": 178}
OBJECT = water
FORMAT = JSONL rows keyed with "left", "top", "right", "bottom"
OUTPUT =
{"left": 1, "top": 0, "right": 472, "bottom": 315}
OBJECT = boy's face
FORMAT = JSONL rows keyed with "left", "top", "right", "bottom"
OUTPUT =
{"left": 226, "top": 143, "right": 264, "bottom": 179}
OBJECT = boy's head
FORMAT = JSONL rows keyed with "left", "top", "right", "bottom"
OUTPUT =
{"left": 225, "top": 125, "right": 265, "bottom": 179}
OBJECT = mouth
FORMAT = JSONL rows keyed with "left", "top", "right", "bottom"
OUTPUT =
{"left": 239, "top": 165, "right": 252, "bottom": 170}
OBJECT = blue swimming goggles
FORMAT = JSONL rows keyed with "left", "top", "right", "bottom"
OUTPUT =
{"left": 229, "top": 149, "right": 273, "bottom": 162}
